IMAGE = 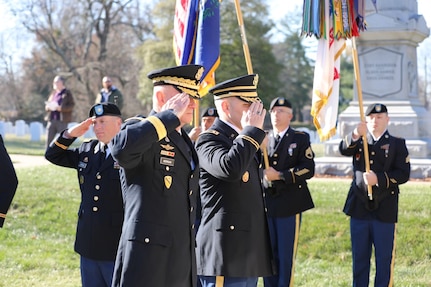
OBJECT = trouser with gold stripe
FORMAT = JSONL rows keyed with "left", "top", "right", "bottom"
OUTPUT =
{"left": 264, "top": 214, "right": 301, "bottom": 287}
{"left": 199, "top": 275, "right": 258, "bottom": 287}
{"left": 350, "top": 217, "right": 396, "bottom": 287}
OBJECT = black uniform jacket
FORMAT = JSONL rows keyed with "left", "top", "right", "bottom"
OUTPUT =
{"left": 111, "top": 110, "right": 199, "bottom": 287}
{"left": 339, "top": 130, "right": 410, "bottom": 223}
{"left": 195, "top": 118, "right": 274, "bottom": 278}
{"left": 45, "top": 131, "right": 123, "bottom": 261}
{"left": 0, "top": 135, "right": 18, "bottom": 228}
{"left": 265, "top": 128, "right": 315, "bottom": 217}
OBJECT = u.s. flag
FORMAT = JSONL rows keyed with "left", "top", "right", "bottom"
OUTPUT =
{"left": 174, "top": 0, "right": 220, "bottom": 96}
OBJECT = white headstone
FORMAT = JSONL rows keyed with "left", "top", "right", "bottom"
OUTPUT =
{"left": 15, "top": 120, "right": 26, "bottom": 137}
{"left": 30, "top": 122, "right": 44, "bottom": 142}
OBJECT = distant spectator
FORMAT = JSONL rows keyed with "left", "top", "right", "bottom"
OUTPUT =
{"left": 45, "top": 75, "right": 75, "bottom": 149}
{"left": 95, "top": 76, "right": 124, "bottom": 111}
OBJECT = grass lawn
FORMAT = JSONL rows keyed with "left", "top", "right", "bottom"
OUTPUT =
{"left": 1, "top": 136, "right": 430, "bottom": 286}
{"left": 1, "top": 164, "right": 430, "bottom": 286}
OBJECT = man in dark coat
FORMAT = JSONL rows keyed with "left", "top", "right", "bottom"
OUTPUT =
{"left": 263, "top": 97, "right": 315, "bottom": 287}
{"left": 339, "top": 103, "right": 410, "bottom": 287}
{"left": 110, "top": 64, "right": 204, "bottom": 287}
{"left": 95, "top": 76, "right": 124, "bottom": 111}
{"left": 45, "top": 103, "right": 123, "bottom": 287}
{"left": 0, "top": 135, "right": 18, "bottom": 228}
{"left": 195, "top": 74, "right": 275, "bottom": 287}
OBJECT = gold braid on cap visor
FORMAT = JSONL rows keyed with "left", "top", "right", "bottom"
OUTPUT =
{"left": 214, "top": 91, "right": 261, "bottom": 102}
{"left": 152, "top": 76, "right": 200, "bottom": 98}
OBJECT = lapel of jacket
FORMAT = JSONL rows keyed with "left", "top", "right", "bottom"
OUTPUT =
{"left": 168, "top": 129, "right": 192, "bottom": 168}
{"left": 270, "top": 128, "right": 294, "bottom": 157}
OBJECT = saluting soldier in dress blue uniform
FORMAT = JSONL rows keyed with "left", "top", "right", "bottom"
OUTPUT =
{"left": 263, "top": 97, "right": 315, "bottom": 287}
{"left": 110, "top": 65, "right": 203, "bottom": 287}
{"left": 45, "top": 103, "right": 123, "bottom": 287}
{"left": 0, "top": 135, "right": 18, "bottom": 228}
{"left": 195, "top": 74, "right": 275, "bottom": 287}
{"left": 339, "top": 103, "right": 410, "bottom": 287}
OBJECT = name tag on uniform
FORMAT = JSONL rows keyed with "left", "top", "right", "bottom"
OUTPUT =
{"left": 160, "top": 157, "right": 175, "bottom": 167}
{"left": 78, "top": 161, "right": 87, "bottom": 169}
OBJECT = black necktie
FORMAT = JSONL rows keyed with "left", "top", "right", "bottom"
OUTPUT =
{"left": 274, "top": 134, "right": 281, "bottom": 146}
{"left": 99, "top": 144, "right": 106, "bottom": 165}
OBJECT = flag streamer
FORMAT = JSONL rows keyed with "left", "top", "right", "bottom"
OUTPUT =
{"left": 302, "top": 0, "right": 368, "bottom": 141}
{"left": 303, "top": 0, "right": 375, "bottom": 199}
{"left": 301, "top": 0, "right": 367, "bottom": 40}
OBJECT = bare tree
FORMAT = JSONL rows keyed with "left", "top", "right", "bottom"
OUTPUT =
{"left": 6, "top": 0, "right": 154, "bottom": 120}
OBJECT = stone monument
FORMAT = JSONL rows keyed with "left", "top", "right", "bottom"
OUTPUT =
{"left": 316, "top": 0, "right": 431, "bottom": 178}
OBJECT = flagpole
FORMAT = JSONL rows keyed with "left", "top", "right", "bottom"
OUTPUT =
{"left": 233, "top": 0, "right": 253, "bottom": 74}
{"left": 233, "top": 0, "right": 271, "bottom": 172}
{"left": 194, "top": 100, "right": 200, "bottom": 128}
{"left": 351, "top": 37, "right": 373, "bottom": 201}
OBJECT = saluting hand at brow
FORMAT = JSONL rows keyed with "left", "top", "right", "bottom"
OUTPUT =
{"left": 162, "top": 92, "right": 190, "bottom": 119}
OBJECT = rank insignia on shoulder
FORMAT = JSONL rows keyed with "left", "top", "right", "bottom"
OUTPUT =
{"left": 161, "top": 143, "right": 175, "bottom": 151}
{"left": 125, "top": 115, "right": 146, "bottom": 123}
{"left": 204, "top": 130, "right": 219, "bottom": 135}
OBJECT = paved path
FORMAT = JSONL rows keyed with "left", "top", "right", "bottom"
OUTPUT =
{"left": 10, "top": 154, "right": 50, "bottom": 168}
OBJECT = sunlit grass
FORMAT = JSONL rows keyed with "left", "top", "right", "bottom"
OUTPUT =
{"left": 1, "top": 164, "right": 430, "bottom": 286}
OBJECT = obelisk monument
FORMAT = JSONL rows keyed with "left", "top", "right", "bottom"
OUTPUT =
{"left": 318, "top": 0, "right": 431, "bottom": 178}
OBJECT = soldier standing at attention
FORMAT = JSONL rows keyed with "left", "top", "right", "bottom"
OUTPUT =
{"left": 110, "top": 65, "right": 204, "bottom": 287}
{"left": 195, "top": 74, "right": 275, "bottom": 287}
{"left": 263, "top": 97, "right": 315, "bottom": 287}
{"left": 339, "top": 103, "right": 410, "bottom": 287}
{"left": 45, "top": 103, "right": 123, "bottom": 287}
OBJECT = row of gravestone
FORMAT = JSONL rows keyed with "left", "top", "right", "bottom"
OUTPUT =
{"left": 0, "top": 120, "right": 324, "bottom": 144}
{"left": 0, "top": 120, "right": 95, "bottom": 141}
